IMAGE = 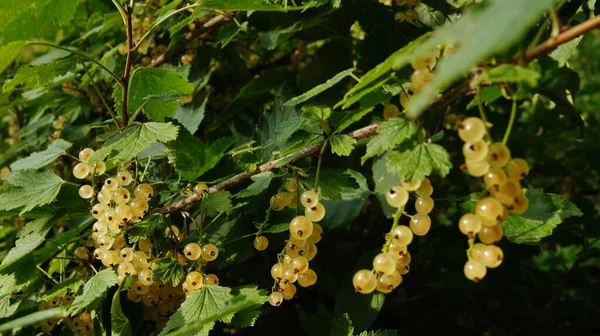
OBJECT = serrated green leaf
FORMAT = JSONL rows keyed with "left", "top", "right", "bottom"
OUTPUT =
{"left": 0, "top": 217, "right": 52, "bottom": 270}
{"left": 0, "top": 0, "right": 78, "bottom": 43}
{"left": 549, "top": 36, "right": 583, "bottom": 66}
{"left": 128, "top": 215, "right": 167, "bottom": 244}
{"left": 3, "top": 58, "right": 75, "bottom": 93}
{"left": 334, "top": 286, "right": 385, "bottom": 333}
{"left": 175, "top": 96, "right": 207, "bottom": 134}
{"left": 88, "top": 122, "right": 179, "bottom": 165}
{"left": 70, "top": 269, "right": 118, "bottom": 316}
{"left": 10, "top": 139, "right": 71, "bottom": 171}
{"left": 306, "top": 169, "right": 358, "bottom": 200}
{"left": 161, "top": 286, "right": 233, "bottom": 336}
{"left": 0, "top": 40, "right": 26, "bottom": 74}
{"left": 406, "top": 0, "right": 555, "bottom": 119}
{"left": 202, "top": 191, "right": 233, "bottom": 217}
{"left": 475, "top": 64, "right": 540, "bottom": 87}
{"left": 0, "top": 255, "right": 37, "bottom": 297}
{"left": 152, "top": 259, "right": 186, "bottom": 287}
{"left": 301, "top": 105, "right": 331, "bottom": 132}
{"left": 361, "top": 118, "right": 416, "bottom": 164}
{"left": 236, "top": 171, "right": 274, "bottom": 198}
{"left": 167, "top": 128, "right": 236, "bottom": 181}
{"left": 321, "top": 169, "right": 369, "bottom": 228}
{"left": 0, "top": 296, "right": 20, "bottom": 319}
{"left": 285, "top": 68, "right": 354, "bottom": 106}
{"left": 466, "top": 85, "right": 502, "bottom": 110}
{"left": 462, "top": 188, "right": 582, "bottom": 244}
{"left": 121, "top": 68, "right": 193, "bottom": 121}
{"left": 330, "top": 313, "right": 354, "bottom": 336}
{"left": 330, "top": 134, "right": 356, "bottom": 156}
{"left": 229, "top": 286, "right": 268, "bottom": 327}
{"left": 111, "top": 288, "right": 132, "bottom": 336}
{"left": 0, "top": 307, "right": 66, "bottom": 333}
{"left": 386, "top": 143, "right": 451, "bottom": 183}
{"left": 0, "top": 169, "right": 63, "bottom": 214}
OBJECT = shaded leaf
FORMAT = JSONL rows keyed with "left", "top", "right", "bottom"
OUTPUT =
{"left": 0, "top": 217, "right": 52, "bottom": 269}
{"left": 111, "top": 288, "right": 132, "bottom": 336}
{"left": 0, "top": 40, "right": 26, "bottom": 74}
{"left": 236, "top": 172, "right": 274, "bottom": 198}
{"left": 362, "top": 118, "right": 416, "bottom": 164}
{"left": 330, "top": 134, "right": 357, "bottom": 156}
{"left": 3, "top": 58, "right": 75, "bottom": 93}
{"left": 175, "top": 96, "right": 207, "bottom": 134}
{"left": 285, "top": 68, "right": 355, "bottom": 106}
{"left": 202, "top": 191, "right": 233, "bottom": 217}
{"left": 70, "top": 269, "right": 118, "bottom": 315}
{"left": 152, "top": 259, "right": 186, "bottom": 287}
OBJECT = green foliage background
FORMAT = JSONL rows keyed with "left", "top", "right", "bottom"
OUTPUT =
{"left": 0, "top": 0, "right": 599, "bottom": 335}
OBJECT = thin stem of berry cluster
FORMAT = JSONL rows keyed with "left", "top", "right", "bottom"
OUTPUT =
{"left": 313, "top": 138, "right": 329, "bottom": 191}
{"left": 502, "top": 98, "right": 518, "bottom": 145}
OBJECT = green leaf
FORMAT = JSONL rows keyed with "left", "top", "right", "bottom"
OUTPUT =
{"left": 301, "top": 105, "right": 331, "bottom": 132}
{"left": 10, "top": 139, "right": 71, "bottom": 171}
{"left": 39, "top": 277, "right": 84, "bottom": 302}
{"left": 501, "top": 189, "right": 582, "bottom": 244}
{"left": 160, "top": 286, "right": 233, "bottom": 336}
{"left": 167, "top": 128, "right": 236, "bottom": 181}
{"left": 386, "top": 143, "right": 452, "bottom": 183}
{"left": 88, "top": 122, "right": 179, "bottom": 165}
{"left": 330, "top": 313, "right": 354, "bottom": 336}
{"left": 462, "top": 188, "right": 582, "bottom": 244}
{"left": 466, "top": 85, "right": 502, "bottom": 110}
{"left": 306, "top": 169, "right": 358, "bottom": 200}
{"left": 330, "top": 134, "right": 357, "bottom": 156}
{"left": 321, "top": 170, "right": 369, "bottom": 228}
{"left": 0, "top": 307, "right": 66, "bottom": 333}
{"left": 0, "top": 40, "right": 26, "bottom": 74}
{"left": 111, "top": 287, "right": 132, "bottom": 336}
{"left": 202, "top": 191, "right": 233, "bottom": 217}
{"left": 0, "top": 0, "right": 78, "bottom": 43}
{"left": 123, "top": 68, "right": 193, "bottom": 121}
{"left": 0, "top": 169, "right": 63, "bottom": 214}
{"left": 0, "top": 255, "right": 37, "bottom": 297}
{"left": 152, "top": 259, "right": 186, "bottom": 287}
{"left": 0, "top": 217, "right": 52, "bottom": 270}
{"left": 70, "top": 269, "right": 118, "bottom": 315}
{"left": 406, "top": 0, "right": 555, "bottom": 119}
{"left": 373, "top": 154, "right": 401, "bottom": 217}
{"left": 229, "top": 286, "right": 269, "bottom": 327}
{"left": 334, "top": 287, "right": 385, "bottom": 333}
{"left": 285, "top": 68, "right": 355, "bottom": 106}
{"left": 361, "top": 118, "right": 416, "bottom": 164}
{"left": 475, "top": 64, "right": 540, "bottom": 87}
{"left": 236, "top": 171, "right": 274, "bottom": 198}
{"left": 337, "top": 33, "right": 431, "bottom": 109}
{"left": 549, "top": 36, "right": 583, "bottom": 66}
{"left": 333, "top": 106, "right": 375, "bottom": 133}
{"left": 216, "top": 22, "right": 248, "bottom": 48}
{"left": 262, "top": 223, "right": 289, "bottom": 233}
{"left": 3, "top": 58, "right": 75, "bottom": 93}
{"left": 175, "top": 96, "right": 207, "bottom": 134}
{"left": 128, "top": 215, "right": 167, "bottom": 244}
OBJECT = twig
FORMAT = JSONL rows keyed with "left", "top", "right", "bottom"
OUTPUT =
{"left": 133, "top": 4, "right": 202, "bottom": 52}
{"left": 149, "top": 124, "right": 379, "bottom": 214}
{"left": 121, "top": 3, "right": 135, "bottom": 127}
{"left": 80, "top": 61, "right": 121, "bottom": 130}
{"left": 525, "top": 14, "right": 600, "bottom": 61}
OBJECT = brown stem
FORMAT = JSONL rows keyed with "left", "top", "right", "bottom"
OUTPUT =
{"left": 525, "top": 14, "right": 600, "bottom": 61}
{"left": 148, "top": 124, "right": 379, "bottom": 215}
{"left": 121, "top": 3, "right": 134, "bottom": 127}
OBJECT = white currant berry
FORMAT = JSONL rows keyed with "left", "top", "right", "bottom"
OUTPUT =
{"left": 253, "top": 235, "right": 269, "bottom": 251}
{"left": 464, "top": 259, "right": 487, "bottom": 282}
{"left": 391, "top": 225, "right": 413, "bottom": 246}
{"left": 117, "top": 171, "right": 133, "bottom": 186}
{"left": 73, "top": 163, "right": 90, "bottom": 179}
{"left": 78, "top": 148, "right": 94, "bottom": 163}
{"left": 300, "top": 190, "right": 318, "bottom": 208}
{"left": 79, "top": 185, "right": 93, "bottom": 199}
{"left": 352, "top": 269, "right": 377, "bottom": 294}
{"left": 305, "top": 203, "right": 326, "bottom": 222}
{"left": 409, "top": 214, "right": 431, "bottom": 236}
{"left": 458, "top": 117, "right": 486, "bottom": 143}
{"left": 269, "top": 292, "right": 284, "bottom": 306}
{"left": 289, "top": 216, "right": 313, "bottom": 240}
{"left": 386, "top": 186, "right": 409, "bottom": 208}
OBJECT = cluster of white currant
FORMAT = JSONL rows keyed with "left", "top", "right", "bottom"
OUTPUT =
{"left": 48, "top": 115, "right": 67, "bottom": 143}
{"left": 181, "top": 242, "right": 220, "bottom": 298}
{"left": 352, "top": 177, "right": 434, "bottom": 294}
{"left": 458, "top": 116, "right": 531, "bottom": 282}
{"left": 267, "top": 182, "right": 323, "bottom": 307}
{"left": 37, "top": 293, "right": 83, "bottom": 334}
{"left": 383, "top": 0, "right": 422, "bottom": 23}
